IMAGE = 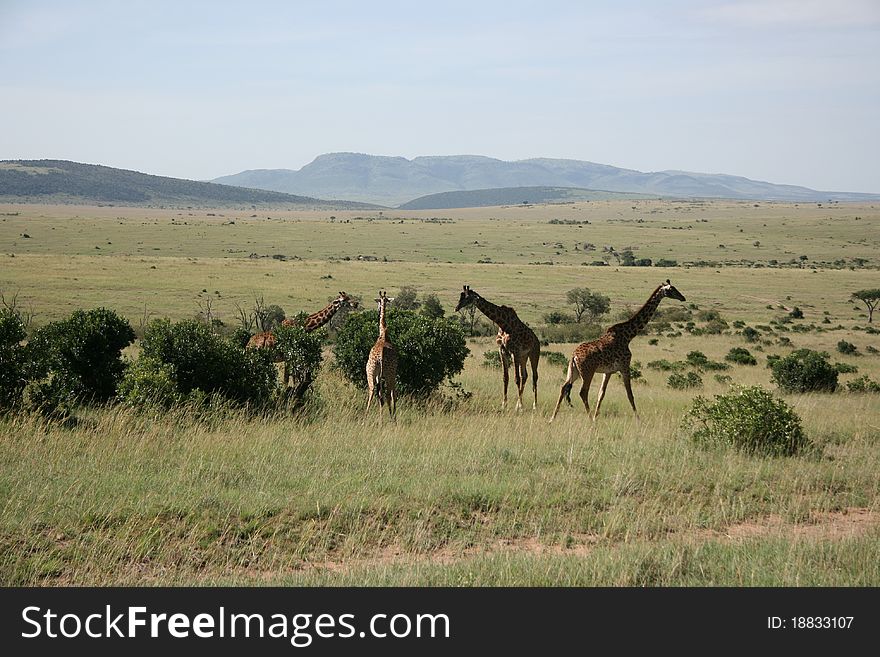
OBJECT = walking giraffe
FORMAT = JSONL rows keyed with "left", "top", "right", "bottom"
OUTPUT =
{"left": 455, "top": 285, "right": 540, "bottom": 410}
{"left": 366, "top": 290, "right": 398, "bottom": 421}
{"left": 549, "top": 280, "right": 686, "bottom": 422}
{"left": 247, "top": 291, "right": 358, "bottom": 385}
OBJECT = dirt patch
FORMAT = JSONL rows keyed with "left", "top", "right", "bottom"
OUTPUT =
{"left": 698, "top": 507, "right": 879, "bottom": 542}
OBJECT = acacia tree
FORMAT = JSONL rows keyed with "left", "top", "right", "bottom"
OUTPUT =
{"left": 566, "top": 288, "right": 611, "bottom": 323}
{"left": 852, "top": 289, "right": 880, "bottom": 323}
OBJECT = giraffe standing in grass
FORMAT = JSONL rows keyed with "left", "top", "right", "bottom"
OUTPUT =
{"left": 549, "top": 280, "right": 686, "bottom": 422}
{"left": 247, "top": 291, "right": 358, "bottom": 384}
{"left": 366, "top": 290, "right": 398, "bottom": 421}
{"left": 455, "top": 285, "right": 540, "bottom": 410}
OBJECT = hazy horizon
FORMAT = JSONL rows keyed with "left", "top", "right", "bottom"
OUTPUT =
{"left": 2, "top": 0, "right": 879, "bottom": 193}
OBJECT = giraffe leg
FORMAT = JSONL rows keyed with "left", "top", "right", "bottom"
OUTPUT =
{"left": 579, "top": 370, "right": 595, "bottom": 415}
{"left": 500, "top": 347, "right": 510, "bottom": 409}
{"left": 365, "top": 362, "right": 374, "bottom": 412}
{"left": 592, "top": 373, "right": 611, "bottom": 420}
{"left": 529, "top": 348, "right": 539, "bottom": 410}
{"left": 621, "top": 368, "right": 639, "bottom": 420}
{"left": 549, "top": 358, "right": 580, "bottom": 423}
{"left": 512, "top": 353, "right": 524, "bottom": 411}
{"left": 388, "top": 382, "right": 397, "bottom": 422}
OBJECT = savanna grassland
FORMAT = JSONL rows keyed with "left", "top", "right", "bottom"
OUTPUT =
{"left": 1, "top": 199, "right": 879, "bottom": 585}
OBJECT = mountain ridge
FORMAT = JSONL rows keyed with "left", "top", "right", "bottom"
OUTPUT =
{"left": 213, "top": 152, "right": 880, "bottom": 207}
{"left": 0, "top": 159, "right": 379, "bottom": 209}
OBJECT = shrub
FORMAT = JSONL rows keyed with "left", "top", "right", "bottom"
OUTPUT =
{"left": 714, "top": 374, "right": 732, "bottom": 384}
{"left": 770, "top": 349, "right": 838, "bottom": 393}
{"left": 543, "top": 351, "right": 569, "bottom": 371}
{"left": 0, "top": 308, "right": 27, "bottom": 411}
{"left": 420, "top": 293, "right": 445, "bottom": 319}
{"left": 742, "top": 326, "right": 760, "bottom": 342}
{"left": 683, "top": 385, "right": 809, "bottom": 455}
{"left": 647, "top": 359, "right": 685, "bottom": 372}
{"left": 25, "top": 307, "right": 135, "bottom": 403}
{"left": 654, "top": 258, "right": 678, "bottom": 267}
{"left": 22, "top": 377, "right": 75, "bottom": 419}
{"left": 846, "top": 375, "right": 880, "bottom": 393}
{"left": 667, "top": 372, "right": 702, "bottom": 389}
{"left": 834, "top": 362, "right": 858, "bottom": 374}
{"left": 788, "top": 306, "right": 804, "bottom": 319}
{"left": 686, "top": 351, "right": 729, "bottom": 371}
{"left": 629, "top": 361, "right": 643, "bottom": 380}
{"left": 230, "top": 326, "right": 252, "bottom": 348}
{"left": 136, "top": 318, "right": 276, "bottom": 406}
{"left": 117, "top": 356, "right": 182, "bottom": 409}
{"left": 273, "top": 324, "right": 324, "bottom": 404}
{"left": 333, "top": 309, "right": 468, "bottom": 396}
{"left": 724, "top": 347, "right": 757, "bottom": 366}
{"left": 836, "top": 340, "right": 858, "bottom": 355}
{"left": 540, "top": 322, "right": 602, "bottom": 344}
{"left": 543, "top": 311, "right": 575, "bottom": 325}
{"left": 482, "top": 350, "right": 502, "bottom": 368}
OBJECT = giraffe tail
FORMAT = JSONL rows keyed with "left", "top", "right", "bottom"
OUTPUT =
{"left": 561, "top": 381, "right": 573, "bottom": 406}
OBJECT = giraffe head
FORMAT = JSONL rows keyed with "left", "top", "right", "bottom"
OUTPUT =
{"left": 334, "top": 291, "right": 359, "bottom": 310}
{"left": 374, "top": 290, "right": 394, "bottom": 313}
{"left": 454, "top": 285, "right": 478, "bottom": 312}
{"left": 660, "top": 279, "right": 686, "bottom": 302}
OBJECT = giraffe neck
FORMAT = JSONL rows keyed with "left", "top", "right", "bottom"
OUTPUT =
{"left": 304, "top": 300, "right": 340, "bottom": 331}
{"left": 378, "top": 302, "right": 388, "bottom": 339}
{"left": 472, "top": 295, "right": 519, "bottom": 334}
{"left": 621, "top": 286, "right": 664, "bottom": 338}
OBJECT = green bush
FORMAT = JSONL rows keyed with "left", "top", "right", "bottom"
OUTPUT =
{"left": 770, "top": 349, "right": 838, "bottom": 393}
{"left": 683, "top": 385, "right": 809, "bottom": 456}
{"left": 725, "top": 347, "right": 757, "bottom": 366}
{"left": 539, "top": 322, "right": 602, "bottom": 344}
{"left": 846, "top": 375, "right": 880, "bottom": 393}
{"left": 117, "top": 356, "right": 182, "bottom": 409}
{"left": 834, "top": 362, "right": 858, "bottom": 374}
{"left": 543, "top": 351, "right": 569, "bottom": 370}
{"left": 667, "top": 372, "right": 702, "bottom": 389}
{"left": 0, "top": 308, "right": 27, "bottom": 411}
{"left": 686, "top": 351, "right": 730, "bottom": 371}
{"left": 333, "top": 309, "right": 468, "bottom": 396}
{"left": 836, "top": 340, "right": 858, "bottom": 355}
{"left": 134, "top": 319, "right": 276, "bottom": 406}
{"left": 742, "top": 326, "right": 760, "bottom": 342}
{"left": 25, "top": 307, "right": 135, "bottom": 403}
{"left": 482, "top": 349, "right": 502, "bottom": 368}
{"left": 273, "top": 324, "right": 325, "bottom": 404}
{"left": 647, "top": 359, "right": 685, "bottom": 372}
{"left": 22, "top": 377, "right": 75, "bottom": 419}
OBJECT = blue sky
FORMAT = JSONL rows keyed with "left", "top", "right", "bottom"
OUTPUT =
{"left": 1, "top": 0, "right": 878, "bottom": 191}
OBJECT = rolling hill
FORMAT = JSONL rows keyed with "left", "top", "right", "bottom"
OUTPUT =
{"left": 213, "top": 153, "right": 880, "bottom": 207}
{"left": 399, "top": 186, "right": 654, "bottom": 210}
{"left": 0, "top": 160, "right": 378, "bottom": 209}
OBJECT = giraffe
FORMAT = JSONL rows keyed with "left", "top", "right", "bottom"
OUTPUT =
{"left": 247, "top": 291, "right": 358, "bottom": 385}
{"left": 455, "top": 285, "right": 540, "bottom": 410}
{"left": 549, "top": 280, "right": 686, "bottom": 422}
{"left": 366, "top": 290, "right": 398, "bottom": 421}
